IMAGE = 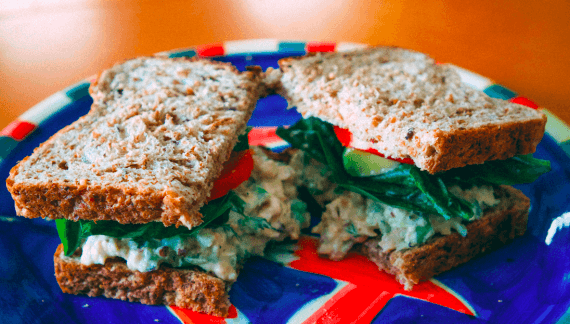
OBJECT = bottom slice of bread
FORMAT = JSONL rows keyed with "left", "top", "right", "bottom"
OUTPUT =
{"left": 54, "top": 244, "right": 231, "bottom": 316}
{"left": 362, "top": 185, "right": 530, "bottom": 290}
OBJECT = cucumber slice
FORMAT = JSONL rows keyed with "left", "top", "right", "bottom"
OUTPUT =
{"left": 343, "top": 148, "right": 400, "bottom": 177}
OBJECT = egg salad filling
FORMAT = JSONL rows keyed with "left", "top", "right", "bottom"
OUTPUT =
{"left": 289, "top": 149, "right": 501, "bottom": 260}
{"left": 275, "top": 117, "right": 550, "bottom": 261}
{"left": 63, "top": 147, "right": 310, "bottom": 281}
{"left": 60, "top": 117, "right": 551, "bottom": 276}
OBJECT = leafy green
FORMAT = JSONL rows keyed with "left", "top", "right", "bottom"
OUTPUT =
{"left": 277, "top": 117, "right": 343, "bottom": 167}
{"left": 236, "top": 214, "right": 275, "bottom": 232}
{"left": 291, "top": 199, "right": 310, "bottom": 226}
{"left": 233, "top": 126, "right": 252, "bottom": 152}
{"left": 220, "top": 192, "right": 278, "bottom": 233}
{"left": 442, "top": 154, "right": 551, "bottom": 186}
{"left": 277, "top": 117, "right": 551, "bottom": 221}
{"left": 225, "top": 191, "right": 276, "bottom": 232}
{"left": 56, "top": 218, "right": 80, "bottom": 256}
{"left": 57, "top": 125, "right": 255, "bottom": 257}
{"left": 414, "top": 222, "right": 433, "bottom": 245}
{"left": 345, "top": 223, "right": 360, "bottom": 237}
{"left": 407, "top": 166, "right": 474, "bottom": 220}
{"left": 297, "top": 186, "right": 325, "bottom": 220}
{"left": 56, "top": 191, "right": 242, "bottom": 256}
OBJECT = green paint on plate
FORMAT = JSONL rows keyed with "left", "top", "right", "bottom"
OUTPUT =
{"left": 278, "top": 42, "right": 306, "bottom": 53}
{"left": 484, "top": 84, "right": 517, "bottom": 100}
{"left": 169, "top": 49, "right": 197, "bottom": 58}
{"left": 64, "top": 81, "right": 91, "bottom": 101}
{"left": 0, "top": 136, "right": 18, "bottom": 160}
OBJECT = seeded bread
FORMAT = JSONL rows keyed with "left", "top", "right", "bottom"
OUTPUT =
{"left": 362, "top": 185, "right": 529, "bottom": 290}
{"left": 277, "top": 47, "right": 546, "bottom": 174}
{"left": 54, "top": 244, "right": 231, "bottom": 316}
{"left": 7, "top": 57, "right": 263, "bottom": 228}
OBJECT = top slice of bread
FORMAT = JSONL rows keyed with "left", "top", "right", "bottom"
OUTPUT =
{"left": 278, "top": 47, "right": 547, "bottom": 174}
{"left": 7, "top": 57, "right": 262, "bottom": 228}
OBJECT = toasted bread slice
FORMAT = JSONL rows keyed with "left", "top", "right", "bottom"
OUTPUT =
{"left": 362, "top": 185, "right": 529, "bottom": 290}
{"left": 7, "top": 57, "right": 263, "bottom": 228}
{"left": 54, "top": 244, "right": 232, "bottom": 317}
{"left": 277, "top": 47, "right": 546, "bottom": 174}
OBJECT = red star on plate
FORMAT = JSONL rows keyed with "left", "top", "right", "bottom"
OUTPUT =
{"left": 288, "top": 237, "right": 475, "bottom": 324}
{"left": 168, "top": 236, "right": 474, "bottom": 324}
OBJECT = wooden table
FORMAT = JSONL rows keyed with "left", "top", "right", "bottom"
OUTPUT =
{"left": 1, "top": 0, "right": 570, "bottom": 130}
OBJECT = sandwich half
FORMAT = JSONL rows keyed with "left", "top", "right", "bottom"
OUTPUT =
{"left": 274, "top": 46, "right": 550, "bottom": 290}
{"left": 7, "top": 56, "right": 262, "bottom": 229}
{"left": 7, "top": 57, "right": 310, "bottom": 316}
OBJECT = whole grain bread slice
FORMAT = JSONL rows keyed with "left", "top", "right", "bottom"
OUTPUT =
{"left": 54, "top": 244, "right": 232, "bottom": 316}
{"left": 361, "top": 185, "right": 529, "bottom": 290}
{"left": 7, "top": 57, "right": 263, "bottom": 228}
{"left": 277, "top": 47, "right": 546, "bottom": 174}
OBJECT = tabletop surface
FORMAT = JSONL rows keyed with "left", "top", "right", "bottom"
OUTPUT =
{"left": 1, "top": 0, "right": 570, "bottom": 129}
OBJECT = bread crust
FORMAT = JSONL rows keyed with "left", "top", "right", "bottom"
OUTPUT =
{"left": 7, "top": 57, "right": 263, "bottom": 228}
{"left": 423, "top": 117, "right": 546, "bottom": 173}
{"left": 362, "top": 185, "right": 529, "bottom": 290}
{"left": 54, "top": 244, "right": 232, "bottom": 316}
{"left": 7, "top": 178, "right": 181, "bottom": 224}
{"left": 277, "top": 47, "right": 546, "bottom": 174}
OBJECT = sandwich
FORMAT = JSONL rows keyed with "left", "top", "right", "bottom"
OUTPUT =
{"left": 5, "top": 47, "right": 552, "bottom": 317}
{"left": 6, "top": 57, "right": 310, "bottom": 316}
{"left": 273, "top": 46, "right": 550, "bottom": 290}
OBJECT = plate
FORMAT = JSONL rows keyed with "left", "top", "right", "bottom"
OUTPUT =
{"left": 2, "top": 39, "right": 570, "bottom": 324}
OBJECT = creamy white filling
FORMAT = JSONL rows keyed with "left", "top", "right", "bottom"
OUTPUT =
{"left": 74, "top": 147, "right": 310, "bottom": 280}
{"left": 279, "top": 150, "right": 502, "bottom": 259}
{"left": 78, "top": 224, "right": 268, "bottom": 280}
{"left": 313, "top": 183, "right": 501, "bottom": 258}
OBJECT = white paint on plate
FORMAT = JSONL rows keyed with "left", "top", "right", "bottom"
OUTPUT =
{"left": 19, "top": 92, "right": 72, "bottom": 126}
{"left": 224, "top": 39, "right": 280, "bottom": 55}
{"left": 545, "top": 211, "right": 570, "bottom": 245}
{"left": 287, "top": 280, "right": 352, "bottom": 324}
{"left": 336, "top": 42, "right": 369, "bottom": 52}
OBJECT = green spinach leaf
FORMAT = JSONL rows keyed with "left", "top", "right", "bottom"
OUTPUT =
{"left": 233, "top": 126, "right": 252, "bottom": 152}
{"left": 277, "top": 118, "right": 550, "bottom": 222}
{"left": 442, "top": 154, "right": 551, "bottom": 186}
{"left": 236, "top": 214, "right": 275, "bottom": 232}
{"left": 57, "top": 191, "right": 242, "bottom": 257}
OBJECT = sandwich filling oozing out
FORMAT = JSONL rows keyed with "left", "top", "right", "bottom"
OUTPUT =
{"left": 56, "top": 127, "right": 310, "bottom": 281}
{"left": 277, "top": 117, "right": 550, "bottom": 260}
{"left": 57, "top": 119, "right": 550, "bottom": 279}
{"left": 58, "top": 146, "right": 310, "bottom": 281}
{"left": 290, "top": 149, "right": 499, "bottom": 260}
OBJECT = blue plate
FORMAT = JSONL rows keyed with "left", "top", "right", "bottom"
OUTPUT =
{"left": 1, "top": 40, "right": 570, "bottom": 324}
